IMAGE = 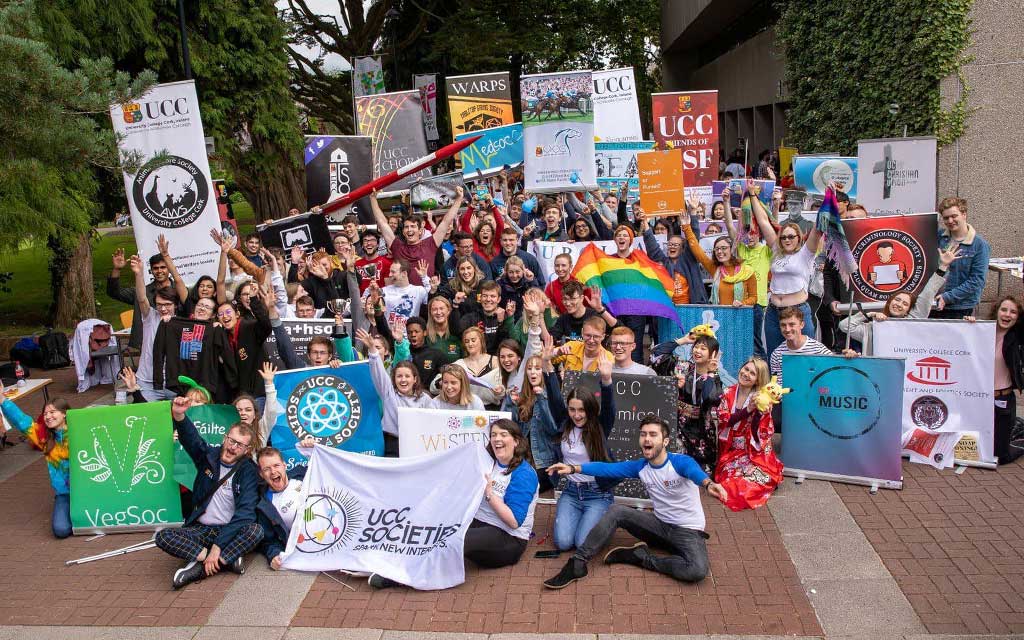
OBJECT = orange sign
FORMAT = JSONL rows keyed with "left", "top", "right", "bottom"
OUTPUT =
{"left": 637, "top": 149, "right": 685, "bottom": 217}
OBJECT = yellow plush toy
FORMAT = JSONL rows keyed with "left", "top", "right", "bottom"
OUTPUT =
{"left": 689, "top": 324, "right": 716, "bottom": 339}
{"left": 754, "top": 376, "right": 791, "bottom": 413}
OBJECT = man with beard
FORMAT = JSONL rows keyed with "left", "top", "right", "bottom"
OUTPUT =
{"left": 371, "top": 187, "right": 463, "bottom": 286}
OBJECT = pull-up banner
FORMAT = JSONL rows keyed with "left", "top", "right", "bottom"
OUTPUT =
{"left": 355, "top": 91, "right": 431, "bottom": 191}
{"left": 303, "top": 135, "right": 374, "bottom": 223}
{"left": 872, "top": 319, "right": 996, "bottom": 466}
{"left": 841, "top": 212, "right": 939, "bottom": 303}
{"left": 520, "top": 70, "right": 596, "bottom": 192}
{"left": 856, "top": 137, "right": 937, "bottom": 215}
{"left": 455, "top": 123, "right": 524, "bottom": 178}
{"left": 396, "top": 407, "right": 511, "bottom": 457}
{"left": 592, "top": 67, "right": 643, "bottom": 142}
{"left": 780, "top": 355, "right": 904, "bottom": 489}
{"left": 651, "top": 90, "right": 719, "bottom": 187}
{"left": 595, "top": 141, "right": 655, "bottom": 210}
{"left": 414, "top": 74, "right": 440, "bottom": 142}
{"left": 445, "top": 72, "right": 514, "bottom": 139}
{"left": 68, "top": 401, "right": 183, "bottom": 533}
{"left": 110, "top": 80, "right": 221, "bottom": 285}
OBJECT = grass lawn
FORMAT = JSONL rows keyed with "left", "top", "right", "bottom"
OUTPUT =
{"left": 0, "top": 200, "right": 256, "bottom": 338}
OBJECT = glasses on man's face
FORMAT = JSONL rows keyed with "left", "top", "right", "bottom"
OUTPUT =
{"left": 224, "top": 434, "right": 249, "bottom": 451}
{"left": 309, "top": 349, "right": 330, "bottom": 357}
{"left": 156, "top": 302, "right": 175, "bottom": 309}
{"left": 609, "top": 341, "right": 633, "bottom": 350}
{"left": 667, "top": 243, "right": 683, "bottom": 250}
{"left": 582, "top": 334, "right": 603, "bottom": 342}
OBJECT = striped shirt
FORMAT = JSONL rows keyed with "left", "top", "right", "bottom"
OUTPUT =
{"left": 769, "top": 337, "right": 833, "bottom": 385}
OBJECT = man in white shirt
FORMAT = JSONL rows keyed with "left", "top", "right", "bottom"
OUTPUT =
{"left": 256, "top": 447, "right": 307, "bottom": 570}
{"left": 769, "top": 306, "right": 835, "bottom": 385}
{"left": 543, "top": 415, "right": 726, "bottom": 588}
{"left": 609, "top": 326, "right": 656, "bottom": 376}
{"left": 380, "top": 260, "right": 430, "bottom": 329}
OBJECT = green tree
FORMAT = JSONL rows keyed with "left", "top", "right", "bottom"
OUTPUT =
{"left": 0, "top": 0, "right": 155, "bottom": 325}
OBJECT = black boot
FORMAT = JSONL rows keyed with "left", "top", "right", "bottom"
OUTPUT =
{"left": 543, "top": 556, "right": 588, "bottom": 589}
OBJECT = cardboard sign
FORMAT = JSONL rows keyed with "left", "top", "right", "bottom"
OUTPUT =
{"left": 637, "top": 149, "right": 684, "bottom": 217}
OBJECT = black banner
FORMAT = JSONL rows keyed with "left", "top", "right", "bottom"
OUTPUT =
{"left": 263, "top": 318, "right": 352, "bottom": 369}
{"left": 258, "top": 212, "right": 334, "bottom": 255}
{"left": 303, "top": 135, "right": 374, "bottom": 224}
{"left": 562, "top": 372, "right": 678, "bottom": 501}
{"left": 841, "top": 212, "right": 939, "bottom": 303}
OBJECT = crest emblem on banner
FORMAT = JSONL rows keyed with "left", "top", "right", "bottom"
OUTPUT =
{"left": 910, "top": 395, "right": 948, "bottom": 430}
{"left": 677, "top": 95, "right": 692, "bottom": 113}
{"left": 850, "top": 229, "right": 926, "bottom": 300}
{"left": 123, "top": 102, "right": 143, "bottom": 123}
{"left": 131, "top": 155, "right": 210, "bottom": 229}
{"left": 286, "top": 374, "right": 363, "bottom": 446}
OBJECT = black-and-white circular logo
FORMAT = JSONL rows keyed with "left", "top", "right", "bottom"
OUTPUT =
{"left": 132, "top": 155, "right": 209, "bottom": 228}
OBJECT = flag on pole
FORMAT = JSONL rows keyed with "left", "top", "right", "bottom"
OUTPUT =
{"left": 815, "top": 187, "right": 857, "bottom": 286}
{"left": 571, "top": 242, "right": 680, "bottom": 325}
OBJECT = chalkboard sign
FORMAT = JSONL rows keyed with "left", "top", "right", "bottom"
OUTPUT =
{"left": 263, "top": 318, "right": 352, "bottom": 369}
{"left": 562, "top": 372, "right": 678, "bottom": 502}
{"left": 68, "top": 401, "right": 183, "bottom": 534}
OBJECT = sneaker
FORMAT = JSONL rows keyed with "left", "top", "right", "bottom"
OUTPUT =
{"left": 368, "top": 573, "right": 400, "bottom": 589}
{"left": 172, "top": 560, "right": 205, "bottom": 590}
{"left": 603, "top": 541, "right": 648, "bottom": 567}
{"left": 543, "top": 557, "right": 587, "bottom": 589}
{"left": 225, "top": 556, "right": 245, "bottom": 575}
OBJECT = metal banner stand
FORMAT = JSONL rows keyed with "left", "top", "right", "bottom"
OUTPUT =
{"left": 65, "top": 537, "right": 157, "bottom": 566}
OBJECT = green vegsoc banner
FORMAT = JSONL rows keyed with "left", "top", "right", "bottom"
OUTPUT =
{"left": 68, "top": 401, "right": 183, "bottom": 533}
{"left": 174, "top": 404, "right": 240, "bottom": 488}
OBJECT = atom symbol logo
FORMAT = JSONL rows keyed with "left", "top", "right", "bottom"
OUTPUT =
{"left": 298, "top": 388, "right": 351, "bottom": 436}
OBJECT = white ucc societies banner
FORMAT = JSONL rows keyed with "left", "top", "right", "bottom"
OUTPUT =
{"left": 110, "top": 81, "right": 221, "bottom": 285}
{"left": 872, "top": 319, "right": 996, "bottom": 466}
{"left": 281, "top": 444, "right": 490, "bottom": 590}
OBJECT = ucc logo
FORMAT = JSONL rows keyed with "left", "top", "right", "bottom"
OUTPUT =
{"left": 907, "top": 356, "right": 956, "bottom": 386}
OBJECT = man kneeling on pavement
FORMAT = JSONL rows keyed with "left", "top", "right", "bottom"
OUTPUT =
{"left": 156, "top": 397, "right": 263, "bottom": 589}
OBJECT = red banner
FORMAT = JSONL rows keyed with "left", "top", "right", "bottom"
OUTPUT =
{"left": 652, "top": 90, "right": 719, "bottom": 187}
{"left": 841, "top": 212, "right": 939, "bottom": 303}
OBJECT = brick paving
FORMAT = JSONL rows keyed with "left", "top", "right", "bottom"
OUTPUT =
{"left": 836, "top": 459, "right": 1024, "bottom": 635}
{"left": 291, "top": 498, "right": 822, "bottom": 636}
{"left": 0, "top": 366, "right": 238, "bottom": 627}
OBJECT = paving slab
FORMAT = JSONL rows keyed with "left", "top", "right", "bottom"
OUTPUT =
{"left": 0, "top": 626, "right": 198, "bottom": 640}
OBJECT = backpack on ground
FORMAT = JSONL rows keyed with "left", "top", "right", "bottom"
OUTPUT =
{"left": 39, "top": 329, "right": 71, "bottom": 370}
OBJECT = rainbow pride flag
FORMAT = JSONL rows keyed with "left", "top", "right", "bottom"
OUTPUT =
{"left": 571, "top": 243, "right": 681, "bottom": 325}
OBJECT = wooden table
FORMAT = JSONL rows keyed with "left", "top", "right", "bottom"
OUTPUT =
{"left": 1, "top": 378, "right": 53, "bottom": 448}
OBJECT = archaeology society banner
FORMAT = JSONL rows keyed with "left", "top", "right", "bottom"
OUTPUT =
{"left": 110, "top": 80, "right": 221, "bottom": 285}
{"left": 520, "top": 70, "right": 597, "bottom": 192}
{"left": 303, "top": 135, "right": 374, "bottom": 223}
{"left": 652, "top": 90, "right": 719, "bottom": 187}
{"left": 396, "top": 407, "right": 511, "bottom": 457}
{"left": 445, "top": 72, "right": 514, "bottom": 139}
{"left": 592, "top": 67, "right": 643, "bottom": 142}
{"left": 281, "top": 443, "right": 490, "bottom": 590}
{"left": 872, "top": 319, "right": 996, "bottom": 465}
{"left": 355, "top": 91, "right": 431, "bottom": 191}
{"left": 857, "top": 137, "right": 938, "bottom": 215}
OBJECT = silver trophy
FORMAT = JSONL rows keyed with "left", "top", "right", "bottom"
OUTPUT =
{"left": 326, "top": 298, "right": 350, "bottom": 337}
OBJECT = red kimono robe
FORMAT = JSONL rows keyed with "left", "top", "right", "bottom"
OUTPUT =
{"left": 714, "top": 384, "right": 784, "bottom": 511}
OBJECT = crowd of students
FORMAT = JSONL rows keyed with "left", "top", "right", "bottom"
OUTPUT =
{"left": 0, "top": 168, "right": 1016, "bottom": 593}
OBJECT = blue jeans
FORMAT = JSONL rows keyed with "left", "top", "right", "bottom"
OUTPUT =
{"left": 553, "top": 480, "right": 613, "bottom": 551}
{"left": 752, "top": 304, "right": 767, "bottom": 359}
{"left": 764, "top": 301, "right": 815, "bottom": 359}
{"left": 53, "top": 494, "right": 72, "bottom": 538}
{"left": 140, "top": 387, "right": 176, "bottom": 402}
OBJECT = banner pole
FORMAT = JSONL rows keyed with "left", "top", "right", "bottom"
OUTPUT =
{"left": 845, "top": 288, "right": 856, "bottom": 351}
{"left": 65, "top": 538, "right": 157, "bottom": 566}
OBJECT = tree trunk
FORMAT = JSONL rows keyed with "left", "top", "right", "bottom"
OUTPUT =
{"left": 50, "top": 232, "right": 96, "bottom": 329}
{"left": 232, "top": 138, "right": 307, "bottom": 223}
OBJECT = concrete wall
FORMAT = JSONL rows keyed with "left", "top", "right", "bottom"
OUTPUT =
{"left": 687, "top": 29, "right": 785, "bottom": 112}
{"left": 938, "top": 0, "right": 1023, "bottom": 279}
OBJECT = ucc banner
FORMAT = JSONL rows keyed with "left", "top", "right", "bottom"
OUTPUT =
{"left": 520, "top": 70, "right": 596, "bottom": 192}
{"left": 637, "top": 149, "right": 685, "bottom": 216}
{"left": 856, "top": 137, "right": 937, "bottom": 215}
{"left": 173, "top": 404, "right": 239, "bottom": 488}
{"left": 68, "top": 401, "right": 183, "bottom": 533}
{"left": 562, "top": 372, "right": 678, "bottom": 502}
{"left": 841, "top": 212, "right": 938, "bottom": 303}
{"left": 780, "top": 355, "right": 904, "bottom": 488}
{"left": 445, "top": 72, "right": 514, "bottom": 139}
{"left": 651, "top": 90, "right": 718, "bottom": 187}
{"left": 355, "top": 91, "right": 432, "bottom": 191}
{"left": 592, "top": 67, "right": 643, "bottom": 142}
{"left": 529, "top": 237, "right": 642, "bottom": 284}
{"left": 281, "top": 443, "right": 490, "bottom": 589}
{"left": 397, "top": 407, "right": 511, "bottom": 457}
{"left": 792, "top": 156, "right": 857, "bottom": 197}
{"left": 110, "top": 81, "right": 221, "bottom": 285}
{"left": 872, "top": 319, "right": 996, "bottom": 465}
{"left": 595, "top": 141, "right": 655, "bottom": 210}
{"left": 455, "top": 123, "right": 524, "bottom": 178}
{"left": 303, "top": 135, "right": 374, "bottom": 223}
{"left": 270, "top": 364, "right": 384, "bottom": 470}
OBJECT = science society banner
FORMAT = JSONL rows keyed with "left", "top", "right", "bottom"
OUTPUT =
{"left": 455, "top": 123, "right": 524, "bottom": 179}
{"left": 110, "top": 80, "right": 221, "bottom": 285}
{"left": 651, "top": 90, "right": 719, "bottom": 187}
{"left": 780, "top": 355, "right": 904, "bottom": 487}
{"left": 792, "top": 156, "right": 857, "bottom": 197}
{"left": 397, "top": 407, "right": 511, "bottom": 457}
{"left": 303, "top": 135, "right": 374, "bottom": 223}
{"left": 270, "top": 363, "right": 384, "bottom": 470}
{"left": 445, "top": 72, "right": 514, "bottom": 139}
{"left": 281, "top": 443, "right": 490, "bottom": 590}
{"left": 592, "top": 67, "right": 643, "bottom": 142}
{"left": 355, "top": 91, "right": 431, "bottom": 191}
{"left": 520, "top": 70, "right": 596, "bottom": 193}
{"left": 872, "top": 319, "right": 996, "bottom": 465}
{"left": 857, "top": 137, "right": 937, "bottom": 215}
{"left": 841, "top": 212, "right": 939, "bottom": 303}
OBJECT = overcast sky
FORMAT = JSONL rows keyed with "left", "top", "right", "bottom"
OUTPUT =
{"left": 277, "top": 0, "right": 354, "bottom": 73}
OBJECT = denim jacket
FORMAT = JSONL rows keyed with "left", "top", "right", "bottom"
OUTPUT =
{"left": 938, "top": 224, "right": 990, "bottom": 311}
{"left": 501, "top": 371, "right": 563, "bottom": 469}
